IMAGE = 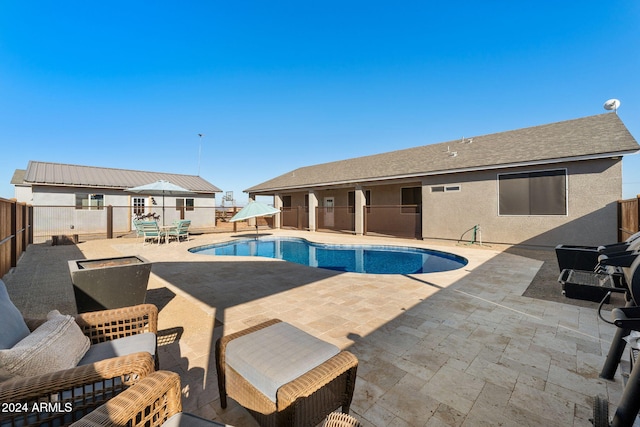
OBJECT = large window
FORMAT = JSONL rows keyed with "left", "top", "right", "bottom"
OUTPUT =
{"left": 75, "top": 193, "right": 104, "bottom": 210}
{"left": 401, "top": 187, "right": 421, "bottom": 214}
{"left": 498, "top": 169, "right": 567, "bottom": 215}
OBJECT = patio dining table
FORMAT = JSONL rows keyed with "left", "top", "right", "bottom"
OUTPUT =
{"left": 160, "top": 225, "right": 176, "bottom": 244}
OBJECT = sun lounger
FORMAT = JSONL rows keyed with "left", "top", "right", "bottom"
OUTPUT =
{"left": 559, "top": 252, "right": 638, "bottom": 302}
{"left": 555, "top": 230, "right": 640, "bottom": 272}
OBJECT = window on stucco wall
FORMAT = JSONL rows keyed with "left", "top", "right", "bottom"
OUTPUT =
{"left": 75, "top": 193, "right": 104, "bottom": 210}
{"left": 498, "top": 169, "right": 567, "bottom": 215}
{"left": 176, "top": 198, "right": 195, "bottom": 211}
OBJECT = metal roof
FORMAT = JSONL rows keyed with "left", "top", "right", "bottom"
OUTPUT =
{"left": 19, "top": 162, "right": 222, "bottom": 194}
{"left": 246, "top": 113, "right": 639, "bottom": 193}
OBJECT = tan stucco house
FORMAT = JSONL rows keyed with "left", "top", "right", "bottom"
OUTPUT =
{"left": 246, "top": 113, "right": 639, "bottom": 246}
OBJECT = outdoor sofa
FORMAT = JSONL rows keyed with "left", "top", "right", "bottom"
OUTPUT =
{"left": 71, "top": 370, "right": 227, "bottom": 427}
{"left": 0, "top": 278, "right": 158, "bottom": 426}
{"left": 71, "top": 370, "right": 363, "bottom": 427}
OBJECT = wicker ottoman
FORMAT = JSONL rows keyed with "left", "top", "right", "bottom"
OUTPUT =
{"left": 215, "top": 319, "right": 358, "bottom": 427}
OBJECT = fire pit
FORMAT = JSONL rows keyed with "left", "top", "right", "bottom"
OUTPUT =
{"left": 68, "top": 255, "right": 152, "bottom": 313}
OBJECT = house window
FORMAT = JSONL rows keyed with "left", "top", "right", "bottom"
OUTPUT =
{"left": 282, "top": 196, "right": 292, "bottom": 209}
{"left": 431, "top": 185, "right": 461, "bottom": 193}
{"left": 498, "top": 169, "right": 567, "bottom": 215}
{"left": 176, "top": 198, "right": 195, "bottom": 211}
{"left": 401, "top": 187, "right": 421, "bottom": 214}
{"left": 75, "top": 193, "right": 104, "bottom": 210}
{"left": 348, "top": 190, "right": 371, "bottom": 213}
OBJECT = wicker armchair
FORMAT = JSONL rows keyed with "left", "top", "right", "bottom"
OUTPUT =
{"left": 215, "top": 319, "right": 359, "bottom": 427}
{"left": 323, "top": 412, "right": 363, "bottom": 427}
{"left": 71, "top": 370, "right": 226, "bottom": 427}
{"left": 0, "top": 304, "right": 159, "bottom": 427}
{"left": 71, "top": 303, "right": 159, "bottom": 369}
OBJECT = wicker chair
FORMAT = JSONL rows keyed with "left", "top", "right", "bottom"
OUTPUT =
{"left": 71, "top": 370, "right": 227, "bottom": 427}
{"left": 215, "top": 319, "right": 359, "bottom": 427}
{"left": 0, "top": 304, "right": 159, "bottom": 427}
{"left": 323, "top": 412, "right": 363, "bottom": 427}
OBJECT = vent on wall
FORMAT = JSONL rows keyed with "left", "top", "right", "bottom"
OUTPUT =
{"left": 431, "top": 185, "right": 461, "bottom": 193}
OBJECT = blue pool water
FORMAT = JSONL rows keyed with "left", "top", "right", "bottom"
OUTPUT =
{"left": 189, "top": 237, "right": 468, "bottom": 274}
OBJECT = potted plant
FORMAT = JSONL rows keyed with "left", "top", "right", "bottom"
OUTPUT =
{"left": 68, "top": 255, "right": 152, "bottom": 313}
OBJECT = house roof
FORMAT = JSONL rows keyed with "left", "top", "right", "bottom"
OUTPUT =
{"left": 14, "top": 161, "right": 222, "bottom": 194}
{"left": 246, "top": 113, "right": 639, "bottom": 194}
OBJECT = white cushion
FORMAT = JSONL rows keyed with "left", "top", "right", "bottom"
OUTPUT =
{"left": 225, "top": 322, "right": 340, "bottom": 402}
{"left": 0, "top": 279, "right": 30, "bottom": 350}
{"left": 0, "top": 310, "right": 90, "bottom": 379}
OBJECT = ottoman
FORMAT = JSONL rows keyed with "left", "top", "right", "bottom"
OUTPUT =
{"left": 215, "top": 319, "right": 358, "bottom": 427}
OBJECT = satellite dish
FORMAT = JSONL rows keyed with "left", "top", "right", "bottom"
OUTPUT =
{"left": 604, "top": 99, "right": 621, "bottom": 112}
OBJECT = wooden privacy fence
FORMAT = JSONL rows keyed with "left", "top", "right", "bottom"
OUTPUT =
{"left": 618, "top": 195, "right": 640, "bottom": 241}
{"left": 0, "top": 198, "right": 33, "bottom": 278}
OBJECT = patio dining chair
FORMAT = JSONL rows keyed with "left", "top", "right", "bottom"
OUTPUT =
{"left": 133, "top": 219, "right": 146, "bottom": 241}
{"left": 138, "top": 220, "right": 167, "bottom": 245}
{"left": 167, "top": 219, "right": 191, "bottom": 243}
{"left": 0, "top": 279, "right": 159, "bottom": 426}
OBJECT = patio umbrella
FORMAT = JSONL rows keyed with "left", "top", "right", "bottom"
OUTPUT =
{"left": 125, "top": 180, "right": 193, "bottom": 225}
{"left": 229, "top": 200, "right": 280, "bottom": 236}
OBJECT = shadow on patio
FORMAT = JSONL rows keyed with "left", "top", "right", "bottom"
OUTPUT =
{"left": 1, "top": 236, "right": 621, "bottom": 426}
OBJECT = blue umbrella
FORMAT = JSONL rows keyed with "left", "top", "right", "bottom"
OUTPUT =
{"left": 229, "top": 201, "right": 280, "bottom": 236}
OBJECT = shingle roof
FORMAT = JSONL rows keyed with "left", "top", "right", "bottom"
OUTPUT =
{"left": 10, "top": 169, "right": 26, "bottom": 186}
{"left": 18, "top": 161, "right": 222, "bottom": 194}
{"left": 246, "top": 113, "right": 639, "bottom": 193}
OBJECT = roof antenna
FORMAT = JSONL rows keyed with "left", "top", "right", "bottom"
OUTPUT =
{"left": 603, "top": 99, "right": 620, "bottom": 114}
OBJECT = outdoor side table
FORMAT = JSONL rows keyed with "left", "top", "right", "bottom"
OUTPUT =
{"left": 215, "top": 319, "right": 358, "bottom": 427}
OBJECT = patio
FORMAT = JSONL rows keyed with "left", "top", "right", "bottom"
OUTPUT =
{"left": 1, "top": 230, "right": 625, "bottom": 426}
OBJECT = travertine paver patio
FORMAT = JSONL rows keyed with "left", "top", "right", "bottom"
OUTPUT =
{"left": 2, "top": 230, "right": 624, "bottom": 426}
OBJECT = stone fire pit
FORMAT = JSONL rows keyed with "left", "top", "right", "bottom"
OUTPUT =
{"left": 68, "top": 255, "right": 152, "bottom": 313}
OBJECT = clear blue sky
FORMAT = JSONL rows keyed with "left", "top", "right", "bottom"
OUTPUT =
{"left": 1, "top": 2, "right": 639, "bottom": 204}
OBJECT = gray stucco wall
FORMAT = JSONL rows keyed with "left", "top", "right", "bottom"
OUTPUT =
{"left": 421, "top": 158, "right": 622, "bottom": 247}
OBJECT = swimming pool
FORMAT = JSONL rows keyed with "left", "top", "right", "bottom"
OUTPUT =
{"left": 189, "top": 237, "right": 468, "bottom": 274}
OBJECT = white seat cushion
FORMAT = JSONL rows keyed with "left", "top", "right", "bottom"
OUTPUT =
{"left": 225, "top": 322, "right": 339, "bottom": 402}
{"left": 78, "top": 332, "right": 156, "bottom": 366}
